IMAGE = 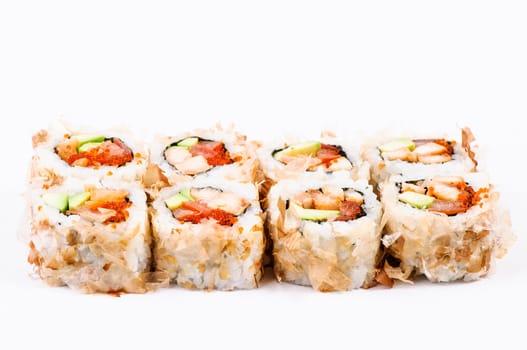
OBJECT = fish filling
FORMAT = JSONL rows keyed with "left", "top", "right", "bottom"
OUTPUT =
{"left": 164, "top": 137, "right": 233, "bottom": 176}
{"left": 273, "top": 141, "right": 352, "bottom": 172}
{"left": 289, "top": 185, "right": 365, "bottom": 222}
{"left": 166, "top": 187, "right": 249, "bottom": 226}
{"left": 56, "top": 135, "right": 133, "bottom": 167}
{"left": 397, "top": 176, "right": 488, "bottom": 215}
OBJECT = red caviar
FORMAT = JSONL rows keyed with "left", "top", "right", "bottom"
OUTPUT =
{"left": 176, "top": 201, "right": 237, "bottom": 226}
{"left": 98, "top": 200, "right": 132, "bottom": 224}
{"left": 189, "top": 141, "right": 233, "bottom": 166}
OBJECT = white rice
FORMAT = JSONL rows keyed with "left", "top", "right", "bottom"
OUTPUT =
{"left": 380, "top": 173, "right": 515, "bottom": 282}
{"left": 28, "top": 178, "right": 151, "bottom": 293}
{"left": 267, "top": 178, "right": 382, "bottom": 291}
{"left": 150, "top": 178, "right": 264, "bottom": 290}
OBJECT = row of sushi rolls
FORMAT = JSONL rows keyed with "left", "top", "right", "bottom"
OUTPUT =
{"left": 24, "top": 122, "right": 515, "bottom": 293}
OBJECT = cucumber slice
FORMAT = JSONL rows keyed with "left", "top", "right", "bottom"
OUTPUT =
{"left": 165, "top": 190, "right": 193, "bottom": 210}
{"left": 75, "top": 134, "right": 105, "bottom": 146}
{"left": 273, "top": 141, "right": 322, "bottom": 160}
{"left": 398, "top": 191, "right": 435, "bottom": 209}
{"left": 177, "top": 137, "right": 199, "bottom": 148}
{"left": 42, "top": 192, "right": 69, "bottom": 213}
{"left": 68, "top": 192, "right": 91, "bottom": 210}
{"left": 378, "top": 138, "right": 415, "bottom": 152}
{"left": 179, "top": 188, "right": 193, "bottom": 201}
{"left": 290, "top": 202, "right": 339, "bottom": 221}
{"left": 78, "top": 141, "right": 103, "bottom": 153}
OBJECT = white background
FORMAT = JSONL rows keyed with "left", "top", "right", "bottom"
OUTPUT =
{"left": 1, "top": 1, "right": 526, "bottom": 349}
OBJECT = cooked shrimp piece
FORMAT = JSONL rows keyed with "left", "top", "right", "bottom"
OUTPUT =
{"left": 417, "top": 154, "right": 452, "bottom": 164}
{"left": 291, "top": 191, "right": 315, "bottom": 209}
{"left": 176, "top": 156, "right": 212, "bottom": 175}
{"left": 190, "top": 187, "right": 220, "bottom": 202}
{"left": 431, "top": 176, "right": 465, "bottom": 187}
{"left": 326, "top": 157, "right": 353, "bottom": 172}
{"left": 207, "top": 192, "right": 249, "bottom": 216}
{"left": 190, "top": 188, "right": 249, "bottom": 215}
{"left": 321, "top": 185, "right": 344, "bottom": 201}
{"left": 310, "top": 190, "right": 340, "bottom": 210}
{"left": 428, "top": 182, "right": 461, "bottom": 201}
{"left": 401, "top": 183, "right": 426, "bottom": 194}
{"left": 87, "top": 188, "right": 128, "bottom": 205}
{"left": 69, "top": 207, "right": 117, "bottom": 223}
{"left": 413, "top": 142, "right": 447, "bottom": 156}
{"left": 165, "top": 147, "right": 192, "bottom": 165}
{"left": 382, "top": 148, "right": 416, "bottom": 162}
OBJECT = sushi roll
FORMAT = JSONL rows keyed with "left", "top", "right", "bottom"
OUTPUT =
{"left": 380, "top": 173, "right": 514, "bottom": 282}
{"left": 27, "top": 179, "right": 151, "bottom": 293}
{"left": 31, "top": 122, "right": 148, "bottom": 188}
{"left": 363, "top": 127, "right": 478, "bottom": 187}
{"left": 266, "top": 178, "right": 382, "bottom": 292}
{"left": 148, "top": 125, "right": 259, "bottom": 190}
{"left": 257, "top": 133, "right": 367, "bottom": 185}
{"left": 150, "top": 178, "right": 264, "bottom": 290}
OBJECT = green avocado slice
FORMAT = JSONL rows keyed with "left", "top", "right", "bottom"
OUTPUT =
{"left": 274, "top": 141, "right": 321, "bottom": 160}
{"left": 177, "top": 137, "right": 199, "bottom": 148}
{"left": 378, "top": 138, "right": 415, "bottom": 152}
{"left": 398, "top": 191, "right": 435, "bottom": 209}
{"left": 42, "top": 192, "right": 69, "bottom": 213}
{"left": 76, "top": 134, "right": 105, "bottom": 147}
{"left": 78, "top": 141, "right": 103, "bottom": 153}
{"left": 68, "top": 192, "right": 91, "bottom": 210}
{"left": 178, "top": 188, "right": 193, "bottom": 201}
{"left": 165, "top": 189, "right": 194, "bottom": 210}
{"left": 290, "top": 202, "right": 340, "bottom": 221}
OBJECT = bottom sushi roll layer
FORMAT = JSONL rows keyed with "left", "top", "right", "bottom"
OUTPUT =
{"left": 381, "top": 174, "right": 514, "bottom": 282}
{"left": 28, "top": 180, "right": 152, "bottom": 293}
{"left": 151, "top": 178, "right": 265, "bottom": 290}
{"left": 267, "top": 178, "right": 383, "bottom": 292}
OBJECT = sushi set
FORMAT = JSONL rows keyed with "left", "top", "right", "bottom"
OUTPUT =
{"left": 23, "top": 122, "right": 515, "bottom": 293}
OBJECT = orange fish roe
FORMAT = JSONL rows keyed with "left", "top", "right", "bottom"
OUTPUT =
{"left": 176, "top": 201, "right": 238, "bottom": 226}
{"left": 189, "top": 141, "right": 233, "bottom": 166}
{"left": 98, "top": 200, "right": 132, "bottom": 224}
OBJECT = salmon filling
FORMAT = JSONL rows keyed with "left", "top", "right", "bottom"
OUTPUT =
{"left": 170, "top": 187, "right": 249, "bottom": 226}
{"left": 67, "top": 188, "right": 132, "bottom": 224}
{"left": 56, "top": 137, "right": 133, "bottom": 167}
{"left": 381, "top": 138, "right": 455, "bottom": 164}
{"left": 164, "top": 139, "right": 233, "bottom": 176}
{"left": 274, "top": 143, "right": 352, "bottom": 172}
{"left": 399, "top": 176, "right": 488, "bottom": 215}
{"left": 290, "top": 185, "right": 365, "bottom": 222}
